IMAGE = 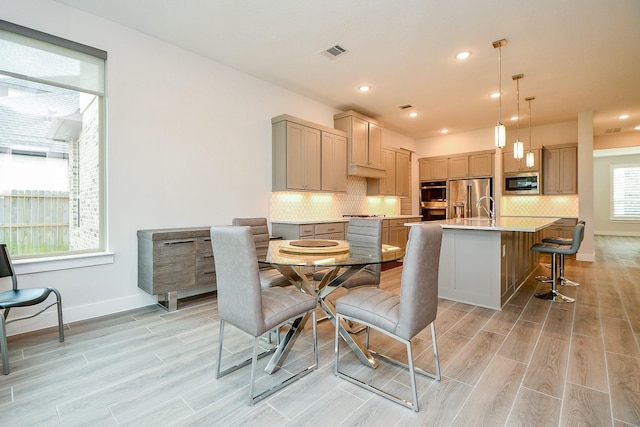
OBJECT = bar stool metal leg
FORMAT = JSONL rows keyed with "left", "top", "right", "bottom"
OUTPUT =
{"left": 558, "top": 254, "right": 579, "bottom": 286}
{"left": 534, "top": 253, "right": 575, "bottom": 303}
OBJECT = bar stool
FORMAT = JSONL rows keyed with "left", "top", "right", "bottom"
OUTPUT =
{"left": 541, "top": 220, "right": 585, "bottom": 286}
{"left": 531, "top": 222, "right": 584, "bottom": 303}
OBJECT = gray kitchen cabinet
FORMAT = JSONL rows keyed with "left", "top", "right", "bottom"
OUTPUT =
{"left": 382, "top": 217, "right": 421, "bottom": 249}
{"left": 469, "top": 152, "right": 494, "bottom": 177}
{"left": 334, "top": 110, "right": 385, "bottom": 178}
{"left": 419, "top": 157, "right": 448, "bottom": 181}
{"left": 446, "top": 151, "right": 494, "bottom": 179}
{"left": 138, "top": 227, "right": 216, "bottom": 311}
{"left": 543, "top": 144, "right": 577, "bottom": 194}
{"left": 448, "top": 155, "right": 469, "bottom": 179}
{"left": 321, "top": 131, "right": 348, "bottom": 192}
{"left": 272, "top": 221, "right": 346, "bottom": 240}
{"left": 367, "top": 147, "right": 410, "bottom": 197}
{"left": 503, "top": 148, "right": 541, "bottom": 173}
{"left": 272, "top": 117, "right": 321, "bottom": 191}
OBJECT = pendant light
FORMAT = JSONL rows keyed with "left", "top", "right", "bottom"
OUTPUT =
{"left": 512, "top": 74, "right": 524, "bottom": 159}
{"left": 525, "top": 96, "right": 535, "bottom": 168}
{"left": 492, "top": 39, "right": 507, "bottom": 148}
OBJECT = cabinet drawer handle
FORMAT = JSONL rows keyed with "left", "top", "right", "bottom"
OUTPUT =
{"left": 163, "top": 240, "right": 195, "bottom": 246}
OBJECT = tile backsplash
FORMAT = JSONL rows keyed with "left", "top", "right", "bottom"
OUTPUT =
{"left": 270, "top": 176, "right": 400, "bottom": 221}
{"left": 501, "top": 195, "right": 579, "bottom": 217}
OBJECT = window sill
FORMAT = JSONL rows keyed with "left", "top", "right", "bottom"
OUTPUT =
{"left": 13, "top": 252, "right": 115, "bottom": 275}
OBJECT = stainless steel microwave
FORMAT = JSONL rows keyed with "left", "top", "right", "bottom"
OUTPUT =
{"left": 504, "top": 172, "right": 540, "bottom": 195}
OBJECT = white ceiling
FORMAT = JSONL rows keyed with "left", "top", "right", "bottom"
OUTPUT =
{"left": 53, "top": 0, "right": 640, "bottom": 140}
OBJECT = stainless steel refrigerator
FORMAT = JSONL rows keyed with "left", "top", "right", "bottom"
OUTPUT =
{"left": 449, "top": 178, "right": 493, "bottom": 219}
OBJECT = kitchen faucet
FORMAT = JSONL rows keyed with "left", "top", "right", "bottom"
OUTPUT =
{"left": 476, "top": 195, "right": 496, "bottom": 220}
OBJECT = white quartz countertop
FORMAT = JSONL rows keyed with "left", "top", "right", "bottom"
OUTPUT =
{"left": 271, "top": 215, "right": 420, "bottom": 225}
{"left": 408, "top": 216, "right": 560, "bottom": 232}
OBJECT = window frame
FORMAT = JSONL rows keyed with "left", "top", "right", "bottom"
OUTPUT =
{"left": 0, "top": 20, "right": 108, "bottom": 260}
{"left": 610, "top": 163, "right": 640, "bottom": 222}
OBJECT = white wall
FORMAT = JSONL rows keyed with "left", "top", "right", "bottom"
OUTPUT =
{"left": 2, "top": 0, "right": 343, "bottom": 334}
{"left": 593, "top": 153, "right": 640, "bottom": 236}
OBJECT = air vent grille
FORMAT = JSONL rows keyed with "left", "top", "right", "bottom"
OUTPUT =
{"left": 321, "top": 44, "right": 348, "bottom": 59}
{"left": 605, "top": 128, "right": 622, "bottom": 134}
{"left": 399, "top": 104, "right": 413, "bottom": 110}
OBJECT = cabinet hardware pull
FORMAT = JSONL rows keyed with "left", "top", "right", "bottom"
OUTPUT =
{"left": 163, "top": 240, "right": 195, "bottom": 246}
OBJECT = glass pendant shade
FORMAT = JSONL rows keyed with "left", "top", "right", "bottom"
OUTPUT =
{"left": 495, "top": 123, "right": 506, "bottom": 148}
{"left": 526, "top": 151, "right": 535, "bottom": 168}
{"left": 514, "top": 141, "right": 524, "bottom": 159}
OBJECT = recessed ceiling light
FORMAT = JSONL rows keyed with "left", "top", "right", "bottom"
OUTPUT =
{"left": 510, "top": 115, "right": 518, "bottom": 121}
{"left": 456, "top": 51, "right": 471, "bottom": 60}
{"left": 441, "top": 129, "right": 449, "bottom": 134}
{"left": 635, "top": 125, "right": 640, "bottom": 130}
{"left": 408, "top": 112, "right": 418, "bottom": 118}
{"left": 490, "top": 92, "right": 500, "bottom": 99}
{"left": 359, "top": 85, "right": 371, "bottom": 92}
{"left": 618, "top": 114, "right": 630, "bottom": 119}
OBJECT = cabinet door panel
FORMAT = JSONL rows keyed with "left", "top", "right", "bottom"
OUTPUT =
{"left": 396, "top": 151, "right": 410, "bottom": 197}
{"left": 368, "top": 122, "right": 384, "bottom": 169}
{"left": 351, "top": 116, "right": 370, "bottom": 166}
{"left": 152, "top": 239, "right": 196, "bottom": 294}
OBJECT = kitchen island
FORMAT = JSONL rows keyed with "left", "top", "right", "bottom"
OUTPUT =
{"left": 408, "top": 217, "right": 559, "bottom": 309}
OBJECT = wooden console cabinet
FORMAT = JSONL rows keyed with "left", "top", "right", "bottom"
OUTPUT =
{"left": 138, "top": 227, "right": 216, "bottom": 311}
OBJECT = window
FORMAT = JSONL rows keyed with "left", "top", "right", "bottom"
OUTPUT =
{"left": 0, "top": 20, "right": 106, "bottom": 258}
{"left": 611, "top": 164, "right": 640, "bottom": 220}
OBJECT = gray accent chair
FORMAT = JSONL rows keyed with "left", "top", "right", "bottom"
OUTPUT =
{"left": 334, "top": 223, "right": 443, "bottom": 412}
{"left": 531, "top": 221, "right": 585, "bottom": 303}
{"left": 314, "top": 218, "right": 383, "bottom": 288}
{"left": 541, "top": 220, "right": 586, "bottom": 286}
{"left": 210, "top": 226, "right": 318, "bottom": 405}
{"left": 0, "top": 243, "right": 64, "bottom": 375}
{"left": 232, "top": 217, "right": 290, "bottom": 288}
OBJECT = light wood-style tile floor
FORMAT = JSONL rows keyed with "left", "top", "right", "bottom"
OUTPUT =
{"left": 1, "top": 235, "right": 639, "bottom": 426}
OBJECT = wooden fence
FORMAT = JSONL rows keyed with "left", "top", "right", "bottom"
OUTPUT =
{"left": 0, "top": 190, "right": 70, "bottom": 255}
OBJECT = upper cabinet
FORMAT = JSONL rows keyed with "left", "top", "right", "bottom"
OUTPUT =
{"left": 334, "top": 110, "right": 386, "bottom": 178}
{"left": 321, "top": 131, "right": 348, "bottom": 192}
{"left": 272, "top": 114, "right": 347, "bottom": 192}
{"left": 367, "top": 147, "right": 410, "bottom": 197}
{"left": 543, "top": 144, "right": 577, "bottom": 194}
{"left": 503, "top": 148, "right": 541, "bottom": 173}
{"left": 447, "top": 151, "right": 495, "bottom": 179}
{"left": 419, "top": 157, "right": 448, "bottom": 181}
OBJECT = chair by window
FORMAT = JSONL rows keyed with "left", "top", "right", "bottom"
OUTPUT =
{"left": 334, "top": 223, "right": 443, "bottom": 411}
{"left": 209, "top": 226, "right": 318, "bottom": 405}
{"left": 0, "top": 244, "right": 64, "bottom": 375}
{"left": 232, "top": 218, "right": 290, "bottom": 288}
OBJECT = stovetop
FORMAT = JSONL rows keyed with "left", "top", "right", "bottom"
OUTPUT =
{"left": 342, "top": 214, "right": 386, "bottom": 218}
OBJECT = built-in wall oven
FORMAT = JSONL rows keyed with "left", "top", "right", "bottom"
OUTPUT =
{"left": 420, "top": 180, "right": 447, "bottom": 221}
{"left": 504, "top": 172, "right": 540, "bottom": 195}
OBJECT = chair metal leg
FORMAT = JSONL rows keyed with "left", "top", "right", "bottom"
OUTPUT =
{"left": 1, "top": 315, "right": 8, "bottom": 375}
{"left": 334, "top": 313, "right": 440, "bottom": 411}
{"left": 535, "top": 253, "right": 575, "bottom": 303}
{"left": 53, "top": 288, "right": 64, "bottom": 342}
{"left": 558, "top": 254, "right": 580, "bottom": 286}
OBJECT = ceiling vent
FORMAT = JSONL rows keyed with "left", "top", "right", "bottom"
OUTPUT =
{"left": 399, "top": 104, "right": 413, "bottom": 110}
{"left": 604, "top": 128, "right": 622, "bottom": 134}
{"left": 321, "top": 44, "right": 348, "bottom": 59}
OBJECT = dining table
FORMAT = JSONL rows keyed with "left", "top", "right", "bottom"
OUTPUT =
{"left": 259, "top": 238, "right": 405, "bottom": 374}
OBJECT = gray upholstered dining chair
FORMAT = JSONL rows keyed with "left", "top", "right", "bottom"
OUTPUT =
{"left": 0, "top": 244, "right": 64, "bottom": 375}
{"left": 334, "top": 223, "right": 443, "bottom": 412}
{"left": 210, "top": 226, "right": 318, "bottom": 405}
{"left": 314, "top": 217, "right": 383, "bottom": 288}
{"left": 232, "top": 217, "right": 290, "bottom": 288}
